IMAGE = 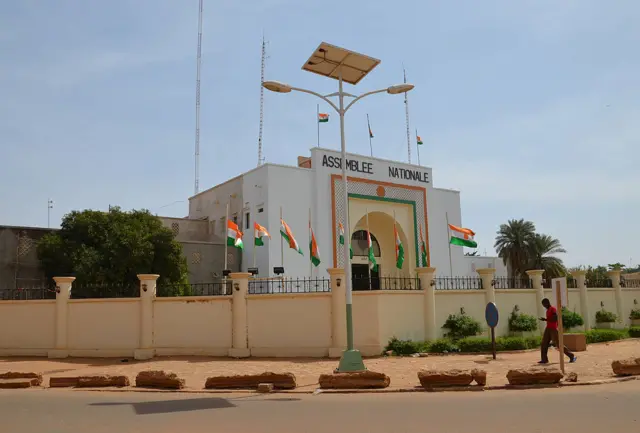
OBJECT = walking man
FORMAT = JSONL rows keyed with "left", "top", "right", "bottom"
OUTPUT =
{"left": 539, "top": 298, "right": 577, "bottom": 364}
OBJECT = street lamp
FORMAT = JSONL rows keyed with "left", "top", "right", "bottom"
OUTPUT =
{"left": 264, "top": 43, "right": 414, "bottom": 372}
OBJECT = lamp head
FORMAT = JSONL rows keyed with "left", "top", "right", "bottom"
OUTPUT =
{"left": 263, "top": 81, "right": 292, "bottom": 93}
{"left": 387, "top": 84, "right": 415, "bottom": 94}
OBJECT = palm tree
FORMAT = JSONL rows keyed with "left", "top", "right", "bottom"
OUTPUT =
{"left": 494, "top": 219, "right": 536, "bottom": 278}
{"left": 529, "top": 233, "right": 567, "bottom": 279}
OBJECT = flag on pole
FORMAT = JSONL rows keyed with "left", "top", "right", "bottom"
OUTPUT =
{"left": 309, "top": 224, "right": 321, "bottom": 267}
{"left": 419, "top": 225, "right": 428, "bottom": 266}
{"left": 281, "top": 219, "right": 303, "bottom": 255}
{"left": 226, "top": 221, "right": 244, "bottom": 249}
{"left": 417, "top": 135, "right": 423, "bottom": 145}
{"left": 367, "top": 231, "right": 378, "bottom": 271}
{"left": 448, "top": 224, "right": 477, "bottom": 248}
{"left": 254, "top": 222, "right": 270, "bottom": 246}
{"left": 318, "top": 113, "right": 329, "bottom": 123}
{"left": 394, "top": 224, "right": 404, "bottom": 269}
{"left": 338, "top": 223, "right": 354, "bottom": 259}
{"left": 367, "top": 117, "right": 374, "bottom": 138}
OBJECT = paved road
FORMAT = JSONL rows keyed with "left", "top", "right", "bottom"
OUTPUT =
{"left": 2, "top": 382, "right": 639, "bottom": 433}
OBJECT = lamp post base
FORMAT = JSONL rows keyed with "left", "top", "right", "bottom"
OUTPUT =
{"left": 336, "top": 349, "right": 366, "bottom": 372}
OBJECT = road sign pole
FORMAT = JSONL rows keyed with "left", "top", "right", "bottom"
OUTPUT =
{"left": 490, "top": 327, "right": 496, "bottom": 360}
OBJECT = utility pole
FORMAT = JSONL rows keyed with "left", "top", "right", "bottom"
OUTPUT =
{"left": 47, "top": 199, "right": 54, "bottom": 228}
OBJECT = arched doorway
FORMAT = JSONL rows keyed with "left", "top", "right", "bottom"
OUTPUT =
{"left": 351, "top": 230, "right": 381, "bottom": 290}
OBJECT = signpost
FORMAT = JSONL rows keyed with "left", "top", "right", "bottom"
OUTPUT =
{"left": 485, "top": 302, "right": 499, "bottom": 360}
{"left": 552, "top": 278, "right": 567, "bottom": 374}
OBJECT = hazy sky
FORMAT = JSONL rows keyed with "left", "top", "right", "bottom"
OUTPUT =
{"left": 1, "top": 0, "right": 638, "bottom": 267}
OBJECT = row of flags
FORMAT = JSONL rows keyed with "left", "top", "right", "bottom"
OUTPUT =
{"left": 318, "top": 113, "right": 424, "bottom": 147}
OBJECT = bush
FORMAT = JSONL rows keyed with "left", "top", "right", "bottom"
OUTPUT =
{"left": 442, "top": 308, "right": 483, "bottom": 340}
{"left": 585, "top": 329, "right": 627, "bottom": 343}
{"left": 629, "top": 309, "right": 640, "bottom": 320}
{"left": 629, "top": 327, "right": 640, "bottom": 338}
{"left": 454, "top": 336, "right": 542, "bottom": 352}
{"left": 496, "top": 337, "right": 528, "bottom": 351}
{"left": 384, "top": 337, "right": 428, "bottom": 355}
{"left": 508, "top": 305, "right": 538, "bottom": 332}
{"left": 595, "top": 309, "right": 617, "bottom": 323}
{"left": 428, "top": 339, "right": 459, "bottom": 353}
{"left": 457, "top": 336, "right": 492, "bottom": 352}
{"left": 562, "top": 307, "right": 584, "bottom": 330}
{"left": 524, "top": 335, "right": 543, "bottom": 349}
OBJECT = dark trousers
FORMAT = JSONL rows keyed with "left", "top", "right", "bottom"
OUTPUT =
{"left": 541, "top": 327, "right": 574, "bottom": 362}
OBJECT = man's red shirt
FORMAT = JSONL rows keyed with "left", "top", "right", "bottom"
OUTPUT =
{"left": 546, "top": 306, "right": 558, "bottom": 329}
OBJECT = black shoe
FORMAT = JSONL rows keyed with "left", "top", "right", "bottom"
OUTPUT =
{"left": 538, "top": 360, "right": 549, "bottom": 364}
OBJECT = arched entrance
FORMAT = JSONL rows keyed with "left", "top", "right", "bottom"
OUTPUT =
{"left": 351, "top": 230, "right": 381, "bottom": 290}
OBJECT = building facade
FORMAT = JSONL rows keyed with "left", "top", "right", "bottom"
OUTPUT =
{"left": 188, "top": 147, "right": 482, "bottom": 280}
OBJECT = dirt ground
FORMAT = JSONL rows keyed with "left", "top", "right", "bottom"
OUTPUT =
{"left": 2, "top": 340, "right": 638, "bottom": 391}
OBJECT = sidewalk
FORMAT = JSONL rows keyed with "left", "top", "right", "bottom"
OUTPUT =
{"left": 2, "top": 340, "right": 638, "bottom": 391}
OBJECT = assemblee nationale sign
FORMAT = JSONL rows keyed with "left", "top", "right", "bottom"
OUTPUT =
{"left": 321, "top": 154, "right": 430, "bottom": 184}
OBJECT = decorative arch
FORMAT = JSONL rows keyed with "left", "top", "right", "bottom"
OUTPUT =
{"left": 351, "top": 230, "right": 381, "bottom": 257}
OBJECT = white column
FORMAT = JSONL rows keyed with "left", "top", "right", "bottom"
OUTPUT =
{"left": 48, "top": 276, "right": 75, "bottom": 359}
{"left": 607, "top": 270, "right": 624, "bottom": 328}
{"left": 526, "top": 270, "right": 545, "bottom": 335}
{"left": 417, "top": 267, "right": 437, "bottom": 341}
{"left": 135, "top": 274, "right": 158, "bottom": 360}
{"left": 229, "top": 272, "right": 251, "bottom": 358}
{"left": 571, "top": 270, "right": 590, "bottom": 330}
{"left": 477, "top": 268, "right": 496, "bottom": 305}
{"left": 328, "top": 267, "right": 347, "bottom": 357}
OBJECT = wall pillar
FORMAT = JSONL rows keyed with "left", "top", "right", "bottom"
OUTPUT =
{"left": 607, "top": 270, "right": 624, "bottom": 327}
{"left": 135, "top": 274, "right": 159, "bottom": 360}
{"left": 477, "top": 268, "right": 496, "bottom": 305}
{"left": 417, "top": 267, "right": 437, "bottom": 341}
{"left": 571, "top": 270, "right": 589, "bottom": 330}
{"left": 48, "top": 276, "right": 75, "bottom": 359}
{"left": 327, "top": 268, "right": 347, "bottom": 358}
{"left": 526, "top": 270, "right": 545, "bottom": 334}
{"left": 229, "top": 272, "right": 251, "bottom": 358}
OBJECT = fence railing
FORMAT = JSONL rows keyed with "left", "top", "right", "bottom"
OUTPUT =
{"left": 434, "top": 277, "right": 483, "bottom": 291}
{"left": 0, "top": 285, "right": 57, "bottom": 300}
{"left": 492, "top": 277, "right": 532, "bottom": 289}
{"left": 249, "top": 277, "right": 331, "bottom": 294}
{"left": 586, "top": 279, "right": 612, "bottom": 288}
{"left": 352, "top": 276, "right": 421, "bottom": 291}
{"left": 566, "top": 279, "right": 578, "bottom": 289}
{"left": 621, "top": 278, "right": 640, "bottom": 288}
{"left": 70, "top": 283, "right": 140, "bottom": 299}
{"left": 157, "top": 281, "right": 232, "bottom": 297}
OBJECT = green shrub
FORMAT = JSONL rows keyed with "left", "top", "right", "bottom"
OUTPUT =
{"left": 384, "top": 337, "right": 428, "bottom": 355}
{"left": 524, "top": 335, "right": 542, "bottom": 349}
{"left": 496, "top": 336, "right": 528, "bottom": 351}
{"left": 457, "top": 336, "right": 492, "bottom": 352}
{"left": 595, "top": 309, "right": 617, "bottom": 323}
{"left": 442, "top": 308, "right": 483, "bottom": 340}
{"left": 629, "top": 327, "right": 640, "bottom": 338}
{"left": 508, "top": 305, "right": 538, "bottom": 332}
{"left": 585, "top": 329, "right": 627, "bottom": 343}
{"left": 428, "top": 339, "right": 459, "bottom": 353}
{"left": 562, "top": 307, "right": 584, "bottom": 330}
{"left": 454, "top": 336, "right": 542, "bottom": 352}
{"left": 629, "top": 309, "right": 640, "bottom": 320}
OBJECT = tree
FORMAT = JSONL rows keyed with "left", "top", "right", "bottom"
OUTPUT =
{"left": 528, "top": 233, "right": 566, "bottom": 279}
{"left": 494, "top": 219, "right": 536, "bottom": 278}
{"left": 37, "top": 207, "right": 188, "bottom": 296}
{"left": 608, "top": 263, "right": 626, "bottom": 271}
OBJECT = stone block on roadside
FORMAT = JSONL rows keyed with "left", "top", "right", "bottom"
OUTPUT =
{"left": 257, "top": 383, "right": 274, "bottom": 393}
{"left": 49, "top": 377, "right": 79, "bottom": 388}
{"left": 136, "top": 370, "right": 185, "bottom": 390}
{"left": 612, "top": 358, "right": 640, "bottom": 376}
{"left": 205, "top": 372, "right": 296, "bottom": 390}
{"left": 319, "top": 371, "right": 390, "bottom": 389}
{"left": 0, "top": 372, "right": 43, "bottom": 386}
{"left": 0, "top": 379, "right": 37, "bottom": 389}
{"left": 76, "top": 375, "right": 130, "bottom": 388}
{"left": 506, "top": 368, "right": 563, "bottom": 385}
{"left": 418, "top": 369, "right": 474, "bottom": 388}
{"left": 471, "top": 369, "right": 487, "bottom": 386}
{"left": 564, "top": 372, "right": 578, "bottom": 383}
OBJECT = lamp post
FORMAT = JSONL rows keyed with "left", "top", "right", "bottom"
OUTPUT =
{"left": 264, "top": 65, "right": 413, "bottom": 372}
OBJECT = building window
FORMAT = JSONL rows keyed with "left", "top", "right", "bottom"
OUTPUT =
{"left": 245, "top": 212, "right": 250, "bottom": 229}
{"left": 351, "top": 230, "right": 381, "bottom": 257}
{"left": 171, "top": 222, "right": 180, "bottom": 236}
{"left": 219, "top": 217, "right": 225, "bottom": 234}
{"left": 258, "top": 207, "right": 264, "bottom": 213}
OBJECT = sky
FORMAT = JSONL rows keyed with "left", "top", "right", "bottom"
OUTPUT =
{"left": 1, "top": 0, "right": 639, "bottom": 268}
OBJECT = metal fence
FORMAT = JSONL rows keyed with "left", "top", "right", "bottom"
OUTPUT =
{"left": 0, "top": 284, "right": 57, "bottom": 300}
{"left": 567, "top": 279, "right": 578, "bottom": 289}
{"left": 621, "top": 278, "right": 640, "bottom": 288}
{"left": 492, "top": 277, "right": 532, "bottom": 289}
{"left": 248, "top": 277, "right": 331, "bottom": 294}
{"left": 433, "top": 277, "right": 483, "bottom": 290}
{"left": 70, "top": 283, "right": 140, "bottom": 299}
{"left": 352, "top": 276, "right": 421, "bottom": 291}
{"left": 586, "top": 278, "right": 612, "bottom": 288}
{"left": 157, "top": 281, "right": 232, "bottom": 297}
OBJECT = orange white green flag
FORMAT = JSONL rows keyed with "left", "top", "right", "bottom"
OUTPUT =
{"left": 254, "top": 222, "right": 270, "bottom": 246}
{"left": 448, "top": 224, "right": 477, "bottom": 248}
{"left": 419, "top": 225, "right": 428, "bottom": 266}
{"left": 394, "top": 223, "right": 404, "bottom": 269}
{"left": 309, "top": 223, "right": 321, "bottom": 267}
{"left": 226, "top": 221, "right": 244, "bottom": 249}
{"left": 367, "top": 231, "right": 378, "bottom": 271}
{"left": 338, "top": 223, "right": 354, "bottom": 259}
{"left": 281, "top": 219, "right": 303, "bottom": 255}
{"left": 318, "top": 113, "right": 329, "bottom": 123}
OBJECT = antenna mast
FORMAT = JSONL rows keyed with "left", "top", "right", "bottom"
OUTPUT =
{"left": 257, "top": 34, "right": 267, "bottom": 166}
{"left": 403, "top": 66, "right": 412, "bottom": 164}
{"left": 194, "top": 0, "right": 203, "bottom": 194}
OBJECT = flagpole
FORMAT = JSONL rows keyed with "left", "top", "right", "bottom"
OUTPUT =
{"left": 224, "top": 202, "right": 229, "bottom": 272}
{"left": 367, "top": 114, "right": 373, "bottom": 157}
{"left": 366, "top": 208, "right": 372, "bottom": 290}
{"left": 309, "top": 208, "right": 312, "bottom": 279}
{"left": 415, "top": 129, "right": 421, "bottom": 166}
{"left": 394, "top": 210, "right": 399, "bottom": 282}
{"left": 280, "top": 206, "right": 284, "bottom": 271}
{"left": 317, "top": 104, "right": 320, "bottom": 147}
{"left": 252, "top": 222, "right": 256, "bottom": 269}
{"left": 445, "top": 212, "right": 453, "bottom": 277}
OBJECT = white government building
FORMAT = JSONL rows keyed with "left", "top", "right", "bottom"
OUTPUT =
{"left": 187, "top": 147, "right": 506, "bottom": 283}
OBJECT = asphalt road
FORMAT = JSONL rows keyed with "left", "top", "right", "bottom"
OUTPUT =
{"left": 2, "top": 382, "right": 639, "bottom": 433}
